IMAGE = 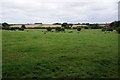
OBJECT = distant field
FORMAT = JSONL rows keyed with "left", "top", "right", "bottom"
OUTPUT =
{"left": 2, "top": 29, "right": 119, "bottom": 79}
{"left": 10, "top": 24, "right": 61, "bottom": 28}
{"left": 10, "top": 24, "right": 98, "bottom": 28}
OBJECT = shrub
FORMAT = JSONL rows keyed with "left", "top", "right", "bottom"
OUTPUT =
{"left": 34, "top": 27, "right": 44, "bottom": 29}
{"left": 106, "top": 28, "right": 113, "bottom": 31}
{"left": 47, "top": 27, "right": 52, "bottom": 32}
{"left": 116, "top": 27, "right": 120, "bottom": 34}
{"left": 21, "top": 25, "right": 26, "bottom": 29}
{"left": 61, "top": 23, "right": 72, "bottom": 29}
{"left": 18, "top": 25, "right": 26, "bottom": 31}
{"left": 68, "top": 31, "right": 73, "bottom": 33}
{"left": 77, "top": 27, "right": 81, "bottom": 31}
{"left": 101, "top": 28, "right": 106, "bottom": 32}
{"left": 90, "top": 24, "right": 100, "bottom": 29}
{"left": 55, "top": 27, "right": 61, "bottom": 32}
{"left": 9, "top": 27, "right": 16, "bottom": 31}
{"left": 19, "top": 28, "right": 24, "bottom": 31}
{"left": 2, "top": 22, "right": 10, "bottom": 30}
{"left": 61, "top": 27, "right": 65, "bottom": 32}
{"left": 72, "top": 27, "right": 77, "bottom": 29}
{"left": 84, "top": 27, "right": 88, "bottom": 29}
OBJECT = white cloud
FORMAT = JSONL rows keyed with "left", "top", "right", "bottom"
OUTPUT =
{"left": 0, "top": 0, "right": 119, "bottom": 24}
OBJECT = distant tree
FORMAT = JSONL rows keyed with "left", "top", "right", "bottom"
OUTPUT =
{"left": 110, "top": 21, "right": 120, "bottom": 29}
{"left": 21, "top": 25, "right": 26, "bottom": 29}
{"left": 116, "top": 27, "right": 120, "bottom": 34}
{"left": 19, "top": 28, "right": 24, "bottom": 31}
{"left": 101, "top": 28, "right": 106, "bottom": 32}
{"left": 34, "top": 23, "right": 42, "bottom": 24}
{"left": 61, "top": 27, "right": 65, "bottom": 32}
{"left": 84, "top": 27, "right": 89, "bottom": 29}
{"left": 89, "top": 24, "right": 99, "bottom": 29}
{"left": 69, "top": 24, "right": 73, "bottom": 28}
{"left": 9, "top": 27, "right": 16, "bottom": 31}
{"left": 2, "top": 22, "right": 10, "bottom": 30}
{"left": 53, "top": 23, "right": 61, "bottom": 25}
{"left": 106, "top": 27, "right": 113, "bottom": 31}
{"left": 55, "top": 27, "right": 61, "bottom": 32}
{"left": 47, "top": 27, "right": 52, "bottom": 32}
{"left": 19, "top": 25, "right": 26, "bottom": 31}
{"left": 77, "top": 27, "right": 81, "bottom": 31}
{"left": 77, "top": 23, "right": 81, "bottom": 25}
{"left": 61, "top": 23, "right": 69, "bottom": 29}
{"left": 110, "top": 21, "right": 120, "bottom": 33}
{"left": 86, "top": 23, "right": 89, "bottom": 25}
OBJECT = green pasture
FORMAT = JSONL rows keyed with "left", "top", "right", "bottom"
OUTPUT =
{"left": 2, "top": 29, "right": 119, "bottom": 79}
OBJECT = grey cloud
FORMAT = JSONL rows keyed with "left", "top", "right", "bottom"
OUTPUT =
{"left": 0, "top": 0, "right": 119, "bottom": 23}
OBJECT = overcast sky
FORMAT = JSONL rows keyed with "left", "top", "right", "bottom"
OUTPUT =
{"left": 0, "top": 0, "right": 119, "bottom": 24}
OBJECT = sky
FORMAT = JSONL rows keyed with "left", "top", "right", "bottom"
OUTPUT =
{"left": 0, "top": 0, "right": 119, "bottom": 24}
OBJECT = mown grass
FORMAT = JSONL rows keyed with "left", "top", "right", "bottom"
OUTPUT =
{"left": 2, "top": 29, "right": 119, "bottom": 79}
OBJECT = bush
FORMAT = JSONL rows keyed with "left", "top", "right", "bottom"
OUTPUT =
{"left": 55, "top": 27, "right": 61, "bottom": 32}
{"left": 68, "top": 31, "right": 73, "bottom": 33}
{"left": 47, "top": 27, "right": 52, "bottom": 32}
{"left": 21, "top": 25, "right": 26, "bottom": 29}
{"left": 18, "top": 25, "right": 26, "bottom": 31}
{"left": 116, "top": 27, "right": 120, "bottom": 34}
{"left": 84, "top": 27, "right": 88, "bottom": 29}
{"left": 77, "top": 27, "right": 81, "bottom": 31}
{"left": 106, "top": 28, "right": 113, "bottom": 31}
{"left": 101, "top": 28, "right": 106, "bottom": 32}
{"left": 90, "top": 24, "right": 100, "bottom": 29}
{"left": 72, "top": 27, "right": 77, "bottom": 29}
{"left": 19, "top": 28, "right": 24, "bottom": 31}
{"left": 9, "top": 27, "right": 16, "bottom": 31}
{"left": 61, "top": 28, "right": 65, "bottom": 32}
{"left": 2, "top": 22, "right": 10, "bottom": 30}
{"left": 34, "top": 27, "right": 45, "bottom": 29}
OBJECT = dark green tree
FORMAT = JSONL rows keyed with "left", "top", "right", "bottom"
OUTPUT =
{"left": 2, "top": 22, "right": 10, "bottom": 30}
{"left": 19, "top": 25, "right": 26, "bottom": 31}
{"left": 55, "top": 27, "right": 61, "bottom": 32}
{"left": 77, "top": 26, "right": 81, "bottom": 31}
{"left": 21, "top": 25, "right": 26, "bottom": 29}
{"left": 89, "top": 24, "right": 99, "bottom": 29}
{"left": 47, "top": 27, "right": 52, "bottom": 32}
{"left": 110, "top": 21, "right": 120, "bottom": 28}
{"left": 61, "top": 23, "right": 69, "bottom": 29}
{"left": 69, "top": 24, "right": 73, "bottom": 28}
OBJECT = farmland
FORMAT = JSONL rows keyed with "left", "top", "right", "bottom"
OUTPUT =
{"left": 2, "top": 29, "right": 119, "bottom": 79}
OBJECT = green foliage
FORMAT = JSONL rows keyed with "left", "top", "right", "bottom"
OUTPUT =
{"left": 18, "top": 28, "right": 24, "bottom": 31}
{"left": 116, "top": 27, "right": 120, "bottom": 34}
{"left": 77, "top": 26, "right": 81, "bottom": 31}
{"left": 9, "top": 27, "right": 16, "bottom": 31}
{"left": 2, "top": 22, "right": 10, "bottom": 30}
{"left": 53, "top": 23, "right": 61, "bottom": 25}
{"left": 84, "top": 27, "right": 89, "bottom": 29}
{"left": 69, "top": 24, "right": 73, "bottom": 28}
{"left": 61, "top": 23, "right": 71, "bottom": 29}
{"left": 55, "top": 27, "right": 61, "bottom": 32}
{"left": 61, "top": 27, "right": 65, "bottom": 32}
{"left": 110, "top": 21, "right": 120, "bottom": 34}
{"left": 110, "top": 21, "right": 120, "bottom": 28}
{"left": 18, "top": 25, "right": 26, "bottom": 31}
{"left": 46, "top": 27, "right": 52, "bottom": 32}
{"left": 101, "top": 28, "right": 106, "bottom": 32}
{"left": 89, "top": 24, "right": 100, "bottom": 29}
{"left": 21, "top": 25, "right": 26, "bottom": 29}
{"left": 106, "top": 28, "right": 113, "bottom": 31}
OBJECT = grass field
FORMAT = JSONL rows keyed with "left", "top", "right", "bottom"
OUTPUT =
{"left": 2, "top": 29, "right": 119, "bottom": 79}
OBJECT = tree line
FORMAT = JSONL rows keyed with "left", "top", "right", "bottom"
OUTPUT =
{"left": 1, "top": 21, "right": 120, "bottom": 33}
